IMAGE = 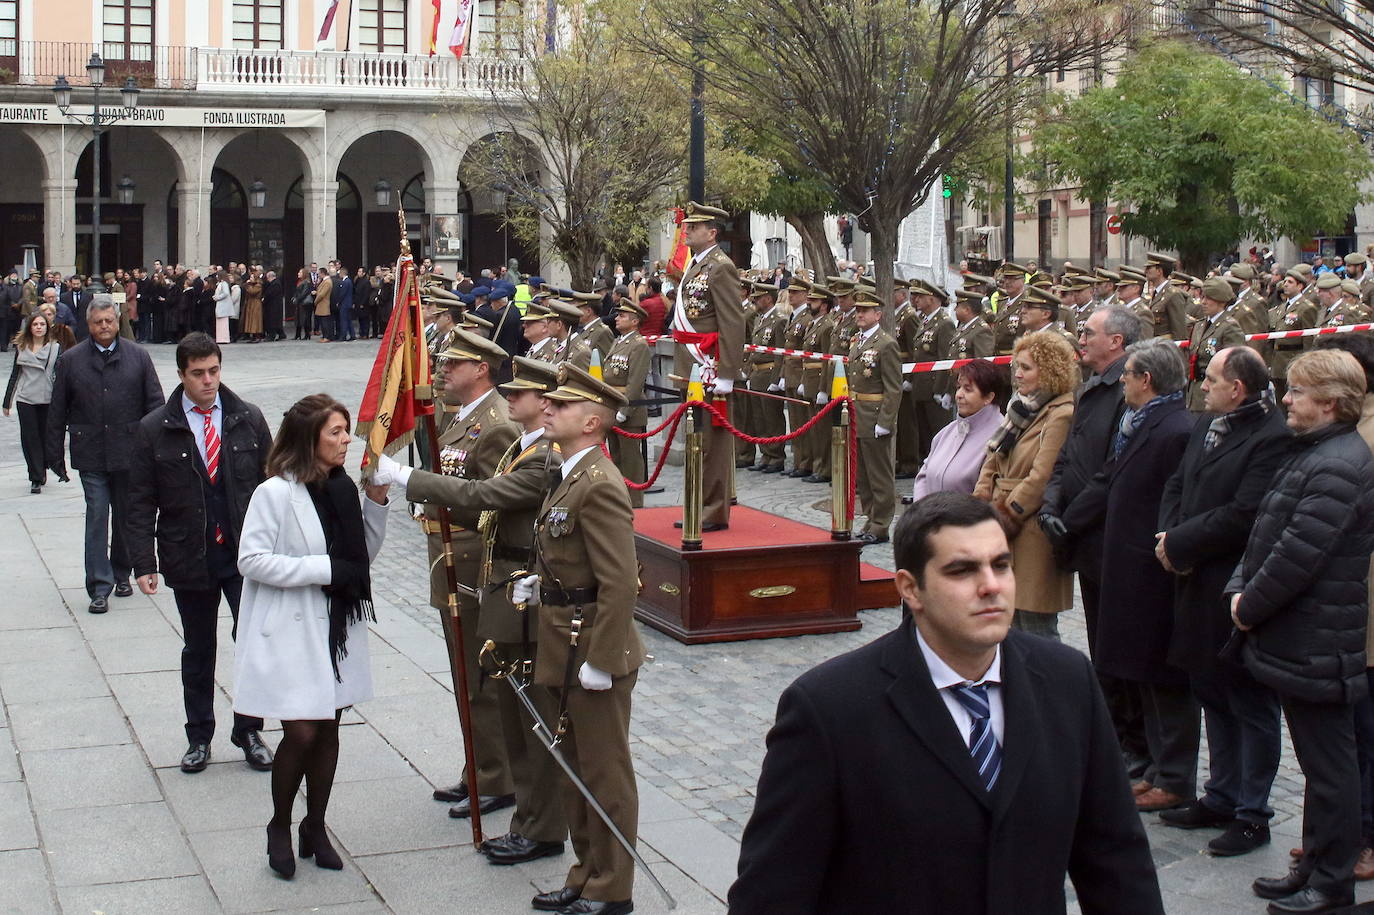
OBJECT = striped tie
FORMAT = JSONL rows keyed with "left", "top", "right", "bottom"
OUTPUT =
{"left": 952, "top": 683, "right": 1002, "bottom": 792}
{"left": 193, "top": 406, "right": 224, "bottom": 544}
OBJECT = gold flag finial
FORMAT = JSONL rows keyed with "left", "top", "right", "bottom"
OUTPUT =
{"left": 398, "top": 207, "right": 410, "bottom": 258}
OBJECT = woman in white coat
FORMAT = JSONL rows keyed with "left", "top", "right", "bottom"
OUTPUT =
{"left": 234, "top": 393, "right": 390, "bottom": 879}
{"left": 213, "top": 271, "right": 234, "bottom": 345}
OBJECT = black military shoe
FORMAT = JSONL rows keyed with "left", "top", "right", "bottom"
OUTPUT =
{"left": 1159, "top": 799, "right": 1233, "bottom": 830}
{"left": 432, "top": 781, "right": 469, "bottom": 803}
{"left": 88, "top": 596, "right": 109, "bottom": 614}
{"left": 484, "top": 833, "right": 565, "bottom": 865}
{"left": 180, "top": 743, "right": 211, "bottom": 773}
{"left": 558, "top": 900, "right": 633, "bottom": 914}
{"left": 231, "top": 730, "right": 274, "bottom": 771}
{"left": 1208, "top": 821, "right": 1270, "bottom": 857}
{"left": 532, "top": 887, "right": 580, "bottom": 911}
{"left": 114, "top": 581, "right": 133, "bottom": 597}
{"left": 1265, "top": 886, "right": 1354, "bottom": 913}
{"left": 448, "top": 793, "right": 515, "bottom": 819}
{"left": 1253, "top": 869, "right": 1309, "bottom": 900}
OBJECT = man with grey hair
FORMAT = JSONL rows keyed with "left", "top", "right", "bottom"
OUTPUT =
{"left": 47, "top": 297, "right": 164, "bottom": 613}
{"left": 1040, "top": 303, "right": 1149, "bottom": 778}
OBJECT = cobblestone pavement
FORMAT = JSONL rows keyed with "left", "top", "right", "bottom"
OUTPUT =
{"left": 0, "top": 338, "right": 1369, "bottom": 913}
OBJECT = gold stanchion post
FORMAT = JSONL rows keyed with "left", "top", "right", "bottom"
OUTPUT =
{"left": 682, "top": 366, "right": 705, "bottom": 550}
{"left": 829, "top": 358, "right": 850, "bottom": 541}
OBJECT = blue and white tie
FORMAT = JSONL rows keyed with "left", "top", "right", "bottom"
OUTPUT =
{"left": 952, "top": 683, "right": 1002, "bottom": 792}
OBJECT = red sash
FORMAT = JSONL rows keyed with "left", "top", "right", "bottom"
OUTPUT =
{"left": 674, "top": 330, "right": 719, "bottom": 358}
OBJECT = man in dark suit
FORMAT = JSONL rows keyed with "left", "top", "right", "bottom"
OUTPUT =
{"left": 1157, "top": 346, "right": 1291, "bottom": 856}
{"left": 60, "top": 275, "right": 93, "bottom": 341}
{"left": 126, "top": 333, "right": 276, "bottom": 774}
{"left": 729, "top": 492, "right": 1164, "bottom": 914}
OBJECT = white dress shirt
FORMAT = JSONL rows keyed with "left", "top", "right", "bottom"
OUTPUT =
{"left": 914, "top": 624, "right": 1005, "bottom": 746}
{"left": 182, "top": 393, "right": 223, "bottom": 468}
{"left": 561, "top": 444, "right": 598, "bottom": 479}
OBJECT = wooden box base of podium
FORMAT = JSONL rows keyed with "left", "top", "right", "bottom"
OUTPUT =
{"left": 632, "top": 506, "right": 896, "bottom": 644}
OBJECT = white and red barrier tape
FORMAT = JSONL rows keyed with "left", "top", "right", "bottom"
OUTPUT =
{"left": 643, "top": 323, "right": 1374, "bottom": 375}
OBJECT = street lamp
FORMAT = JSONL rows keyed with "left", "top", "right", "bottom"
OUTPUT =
{"left": 374, "top": 178, "right": 392, "bottom": 208}
{"left": 52, "top": 53, "right": 140, "bottom": 292}
{"left": 249, "top": 179, "right": 268, "bottom": 209}
{"left": 998, "top": 3, "right": 1016, "bottom": 264}
{"left": 116, "top": 176, "right": 135, "bottom": 205}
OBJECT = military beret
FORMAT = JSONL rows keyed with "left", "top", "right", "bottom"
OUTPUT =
{"left": 1285, "top": 267, "right": 1309, "bottom": 283}
{"left": 440, "top": 329, "right": 507, "bottom": 367}
{"left": 1342, "top": 278, "right": 1362, "bottom": 297}
{"left": 1316, "top": 273, "right": 1344, "bottom": 290}
{"left": 1224, "top": 274, "right": 1245, "bottom": 290}
{"left": 1229, "top": 263, "right": 1257, "bottom": 281}
{"left": 469, "top": 285, "right": 492, "bottom": 299}
{"left": 499, "top": 356, "right": 560, "bottom": 394}
{"left": 1345, "top": 253, "right": 1368, "bottom": 267}
{"left": 1291, "top": 263, "right": 1315, "bottom": 279}
{"left": 545, "top": 362, "right": 629, "bottom": 409}
{"left": 1199, "top": 277, "right": 1234, "bottom": 304}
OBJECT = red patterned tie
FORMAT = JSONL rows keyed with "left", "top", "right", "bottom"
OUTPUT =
{"left": 194, "top": 406, "right": 224, "bottom": 544}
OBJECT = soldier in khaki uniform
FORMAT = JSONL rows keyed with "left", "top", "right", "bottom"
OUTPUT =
{"left": 1185, "top": 278, "right": 1246, "bottom": 411}
{"left": 386, "top": 356, "right": 568, "bottom": 865}
{"left": 671, "top": 203, "right": 745, "bottom": 531}
{"left": 798, "top": 285, "right": 835, "bottom": 483}
{"left": 735, "top": 277, "right": 760, "bottom": 469}
{"left": 417, "top": 331, "right": 520, "bottom": 816}
{"left": 946, "top": 290, "right": 996, "bottom": 398}
{"left": 1269, "top": 267, "right": 1321, "bottom": 399}
{"left": 1346, "top": 252, "right": 1374, "bottom": 310}
{"left": 780, "top": 277, "right": 814, "bottom": 477}
{"left": 1093, "top": 267, "right": 1120, "bottom": 307}
{"left": 1144, "top": 252, "right": 1190, "bottom": 340}
{"left": 992, "top": 262, "right": 1030, "bottom": 355}
{"left": 743, "top": 283, "right": 788, "bottom": 473}
{"left": 1313, "top": 272, "right": 1367, "bottom": 330}
{"left": 907, "top": 279, "right": 955, "bottom": 465}
{"left": 1227, "top": 263, "right": 1271, "bottom": 357}
{"left": 1337, "top": 278, "right": 1374, "bottom": 331}
{"left": 514, "top": 363, "right": 645, "bottom": 915}
{"left": 546, "top": 300, "right": 594, "bottom": 370}
{"left": 820, "top": 276, "right": 860, "bottom": 412}
{"left": 848, "top": 290, "right": 902, "bottom": 544}
{"left": 604, "top": 301, "right": 652, "bottom": 508}
{"left": 1017, "top": 286, "right": 1079, "bottom": 351}
{"left": 1116, "top": 267, "right": 1152, "bottom": 338}
{"left": 523, "top": 305, "right": 557, "bottom": 362}
{"left": 570, "top": 292, "right": 614, "bottom": 363}
{"left": 892, "top": 281, "right": 921, "bottom": 478}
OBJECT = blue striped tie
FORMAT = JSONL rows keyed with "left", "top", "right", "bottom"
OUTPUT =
{"left": 952, "top": 683, "right": 1002, "bottom": 792}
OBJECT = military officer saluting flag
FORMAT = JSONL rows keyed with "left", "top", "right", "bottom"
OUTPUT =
{"left": 604, "top": 300, "right": 652, "bottom": 508}
{"left": 744, "top": 282, "right": 788, "bottom": 473}
{"left": 374, "top": 356, "right": 568, "bottom": 866}
{"left": 512, "top": 364, "right": 646, "bottom": 915}
{"left": 671, "top": 203, "right": 745, "bottom": 531}
{"left": 848, "top": 289, "right": 903, "bottom": 545}
{"left": 1185, "top": 278, "right": 1245, "bottom": 411}
{"left": 420, "top": 330, "right": 519, "bottom": 817}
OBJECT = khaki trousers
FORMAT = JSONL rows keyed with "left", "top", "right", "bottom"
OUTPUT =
{"left": 857, "top": 431, "right": 897, "bottom": 536}
{"left": 492, "top": 640, "right": 568, "bottom": 843}
{"left": 608, "top": 430, "right": 646, "bottom": 509}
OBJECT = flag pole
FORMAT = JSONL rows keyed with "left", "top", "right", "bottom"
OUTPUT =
{"left": 401, "top": 212, "right": 485, "bottom": 847}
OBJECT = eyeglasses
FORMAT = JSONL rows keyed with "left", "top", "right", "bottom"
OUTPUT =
{"left": 1122, "top": 368, "right": 1148, "bottom": 378}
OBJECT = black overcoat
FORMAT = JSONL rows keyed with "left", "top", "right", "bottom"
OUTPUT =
{"left": 46, "top": 336, "right": 163, "bottom": 472}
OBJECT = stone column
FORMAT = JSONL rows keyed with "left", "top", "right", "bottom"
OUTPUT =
{"left": 425, "top": 179, "right": 463, "bottom": 274}
{"left": 40, "top": 179, "right": 76, "bottom": 276}
{"left": 176, "top": 181, "right": 213, "bottom": 269}
{"left": 302, "top": 180, "right": 339, "bottom": 267}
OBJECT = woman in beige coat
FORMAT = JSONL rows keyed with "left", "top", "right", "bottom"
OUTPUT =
{"left": 974, "top": 330, "right": 1078, "bottom": 640}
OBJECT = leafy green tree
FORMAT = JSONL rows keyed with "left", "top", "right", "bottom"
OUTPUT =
{"left": 1035, "top": 41, "right": 1372, "bottom": 273}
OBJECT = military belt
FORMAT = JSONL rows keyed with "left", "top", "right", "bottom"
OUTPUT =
{"left": 853, "top": 392, "right": 886, "bottom": 402}
{"left": 1275, "top": 341, "right": 1305, "bottom": 351}
{"left": 749, "top": 361, "right": 776, "bottom": 370}
{"left": 490, "top": 544, "right": 528, "bottom": 563}
{"left": 418, "top": 517, "right": 468, "bottom": 535}
{"left": 544, "top": 585, "right": 599, "bottom": 606}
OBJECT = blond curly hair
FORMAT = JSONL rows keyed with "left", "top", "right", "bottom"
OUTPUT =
{"left": 1011, "top": 330, "right": 1079, "bottom": 398}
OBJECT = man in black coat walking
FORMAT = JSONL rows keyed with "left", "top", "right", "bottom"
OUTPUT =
{"left": 1039, "top": 303, "right": 1147, "bottom": 774}
{"left": 1227, "top": 349, "right": 1374, "bottom": 913}
{"left": 126, "top": 333, "right": 275, "bottom": 773}
{"left": 729, "top": 493, "right": 1164, "bottom": 915}
{"left": 1156, "top": 346, "right": 1292, "bottom": 856}
{"left": 47, "top": 299, "right": 165, "bottom": 613}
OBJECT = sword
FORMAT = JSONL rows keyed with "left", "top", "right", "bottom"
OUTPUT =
{"left": 666, "top": 373, "right": 808, "bottom": 405}
{"left": 478, "top": 641, "right": 677, "bottom": 910}
{"left": 428, "top": 554, "right": 481, "bottom": 601}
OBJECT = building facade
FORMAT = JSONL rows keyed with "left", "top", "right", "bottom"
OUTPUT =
{"left": 0, "top": 0, "right": 553, "bottom": 280}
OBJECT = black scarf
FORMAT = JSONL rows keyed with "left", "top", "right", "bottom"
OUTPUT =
{"left": 306, "top": 467, "right": 375, "bottom": 681}
{"left": 1204, "top": 388, "right": 1275, "bottom": 452}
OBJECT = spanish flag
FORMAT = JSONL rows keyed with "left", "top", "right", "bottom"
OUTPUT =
{"left": 357, "top": 252, "right": 434, "bottom": 471}
{"left": 666, "top": 207, "right": 690, "bottom": 281}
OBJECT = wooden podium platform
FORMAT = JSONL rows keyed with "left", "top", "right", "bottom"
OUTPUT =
{"left": 633, "top": 506, "right": 896, "bottom": 644}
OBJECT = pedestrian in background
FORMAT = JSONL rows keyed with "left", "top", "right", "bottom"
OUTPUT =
{"left": 1229, "top": 349, "right": 1374, "bottom": 913}
{"left": 233, "top": 394, "right": 390, "bottom": 879}
{"left": 4, "top": 312, "right": 67, "bottom": 493}
{"left": 47, "top": 298, "right": 164, "bottom": 614}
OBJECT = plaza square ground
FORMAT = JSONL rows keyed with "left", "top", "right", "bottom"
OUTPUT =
{"left": 1, "top": 339, "right": 1371, "bottom": 914}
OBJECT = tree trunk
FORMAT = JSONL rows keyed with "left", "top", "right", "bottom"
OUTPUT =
{"left": 785, "top": 212, "right": 837, "bottom": 279}
{"left": 868, "top": 219, "right": 898, "bottom": 333}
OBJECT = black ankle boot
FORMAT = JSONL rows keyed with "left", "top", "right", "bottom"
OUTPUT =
{"left": 299, "top": 821, "right": 343, "bottom": 870}
{"left": 266, "top": 823, "right": 295, "bottom": 878}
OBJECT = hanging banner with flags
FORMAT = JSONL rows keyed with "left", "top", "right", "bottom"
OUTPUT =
{"left": 429, "top": 0, "right": 442, "bottom": 55}
{"left": 667, "top": 207, "right": 690, "bottom": 280}
{"left": 449, "top": 0, "right": 475, "bottom": 58}
{"left": 356, "top": 251, "right": 434, "bottom": 472}
{"left": 318, "top": 0, "right": 341, "bottom": 42}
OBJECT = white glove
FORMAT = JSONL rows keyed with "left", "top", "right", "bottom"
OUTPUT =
{"left": 372, "top": 452, "right": 413, "bottom": 488}
{"left": 902, "top": 380, "right": 912, "bottom": 392}
{"left": 768, "top": 382, "right": 782, "bottom": 393}
{"left": 511, "top": 574, "right": 541, "bottom": 606}
{"left": 796, "top": 385, "right": 805, "bottom": 398}
{"left": 938, "top": 394, "right": 953, "bottom": 411}
{"left": 713, "top": 377, "right": 734, "bottom": 396}
{"left": 579, "top": 661, "right": 613, "bottom": 691}
{"left": 875, "top": 425, "right": 891, "bottom": 437}
{"left": 816, "top": 392, "right": 829, "bottom": 405}
{"left": 616, "top": 410, "right": 628, "bottom": 423}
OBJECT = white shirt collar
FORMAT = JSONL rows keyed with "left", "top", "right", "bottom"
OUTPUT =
{"left": 561, "top": 444, "right": 598, "bottom": 479}
{"left": 181, "top": 393, "right": 222, "bottom": 417}
{"left": 617, "top": 330, "right": 637, "bottom": 342}
{"left": 915, "top": 623, "right": 1002, "bottom": 690}
{"left": 94, "top": 338, "right": 118, "bottom": 354}
{"left": 458, "top": 388, "right": 493, "bottom": 422}
{"left": 519, "top": 427, "right": 545, "bottom": 450}
{"left": 857, "top": 323, "right": 879, "bottom": 345}
{"left": 958, "top": 316, "right": 978, "bottom": 331}
{"left": 689, "top": 244, "right": 718, "bottom": 267}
